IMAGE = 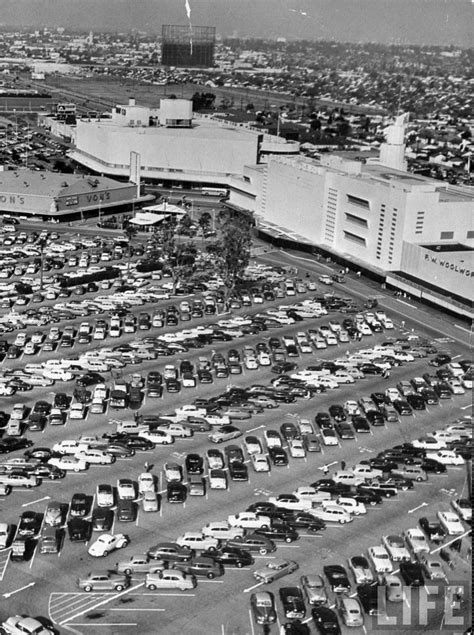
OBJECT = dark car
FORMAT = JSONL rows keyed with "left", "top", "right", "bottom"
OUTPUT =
{"left": 323, "top": 565, "right": 351, "bottom": 593}
{"left": 0, "top": 437, "right": 33, "bottom": 453}
{"left": 256, "top": 523, "right": 299, "bottom": 543}
{"left": 357, "top": 583, "right": 382, "bottom": 615}
{"left": 280, "top": 422, "right": 300, "bottom": 441}
{"left": 429, "top": 353, "right": 451, "bottom": 367}
{"left": 311, "top": 480, "right": 352, "bottom": 496}
{"left": 279, "top": 586, "right": 306, "bottom": 620}
{"left": 68, "top": 517, "right": 92, "bottom": 542}
{"left": 352, "top": 416, "right": 371, "bottom": 433}
{"left": 23, "top": 447, "right": 54, "bottom": 462}
{"left": 201, "top": 546, "right": 254, "bottom": 568}
{"left": 419, "top": 517, "right": 446, "bottom": 543}
{"left": 229, "top": 461, "right": 249, "bottom": 481}
{"left": 173, "top": 556, "right": 224, "bottom": 579}
{"left": 329, "top": 405, "right": 346, "bottom": 422}
{"left": 272, "top": 362, "right": 298, "bottom": 374}
{"left": 359, "top": 363, "right": 382, "bottom": 375}
{"left": 406, "top": 394, "right": 426, "bottom": 410}
{"left": 287, "top": 512, "right": 326, "bottom": 533}
{"left": 268, "top": 447, "right": 289, "bottom": 466}
{"left": 354, "top": 490, "right": 383, "bottom": 506}
{"left": 91, "top": 507, "right": 114, "bottom": 532}
{"left": 18, "top": 511, "right": 41, "bottom": 537}
{"left": 116, "top": 500, "right": 137, "bottom": 522}
{"left": 31, "top": 464, "right": 66, "bottom": 480}
{"left": 399, "top": 562, "right": 424, "bottom": 587}
{"left": 167, "top": 482, "right": 187, "bottom": 503}
{"left": 312, "top": 605, "right": 341, "bottom": 635}
{"left": 281, "top": 622, "right": 310, "bottom": 635}
{"left": 393, "top": 400, "right": 412, "bottom": 416}
{"left": 76, "top": 372, "right": 105, "bottom": 387}
{"left": 225, "top": 532, "right": 276, "bottom": 556}
{"left": 416, "top": 459, "right": 446, "bottom": 474}
{"left": 185, "top": 453, "right": 204, "bottom": 474}
{"left": 224, "top": 444, "right": 245, "bottom": 464}
{"left": 366, "top": 411, "right": 385, "bottom": 426}
{"left": 334, "top": 422, "right": 355, "bottom": 440}
{"left": 147, "top": 542, "right": 194, "bottom": 563}
{"left": 70, "top": 493, "right": 90, "bottom": 517}
{"left": 315, "top": 412, "right": 332, "bottom": 429}
{"left": 52, "top": 393, "right": 69, "bottom": 409}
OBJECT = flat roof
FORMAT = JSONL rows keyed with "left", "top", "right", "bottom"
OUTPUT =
{"left": 0, "top": 169, "right": 131, "bottom": 197}
{"left": 79, "top": 118, "right": 260, "bottom": 142}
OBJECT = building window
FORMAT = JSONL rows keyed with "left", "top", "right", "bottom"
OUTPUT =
{"left": 343, "top": 231, "right": 366, "bottom": 246}
{"left": 467, "top": 230, "right": 474, "bottom": 239}
{"left": 440, "top": 231, "right": 454, "bottom": 240}
{"left": 347, "top": 194, "right": 370, "bottom": 209}
{"left": 345, "top": 213, "right": 368, "bottom": 227}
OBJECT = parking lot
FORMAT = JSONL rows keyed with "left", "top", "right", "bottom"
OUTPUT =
{"left": 0, "top": 222, "right": 471, "bottom": 635}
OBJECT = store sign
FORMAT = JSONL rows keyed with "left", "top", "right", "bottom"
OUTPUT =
{"left": 0, "top": 194, "right": 25, "bottom": 205}
{"left": 424, "top": 253, "right": 472, "bottom": 277}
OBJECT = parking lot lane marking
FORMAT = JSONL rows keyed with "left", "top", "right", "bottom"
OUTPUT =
{"left": 279, "top": 545, "right": 300, "bottom": 548}
{"left": 21, "top": 495, "right": 51, "bottom": 507}
{"left": 248, "top": 609, "right": 256, "bottom": 635}
{"left": 2, "top": 581, "right": 35, "bottom": 599}
{"left": 139, "top": 593, "right": 196, "bottom": 597}
{"left": 243, "top": 581, "right": 265, "bottom": 593}
{"left": 110, "top": 608, "right": 165, "bottom": 611}
{"left": 68, "top": 624, "right": 137, "bottom": 628}
{"left": 29, "top": 542, "right": 38, "bottom": 569}
{"left": 461, "top": 404, "right": 472, "bottom": 410}
{"left": 60, "top": 582, "right": 145, "bottom": 625}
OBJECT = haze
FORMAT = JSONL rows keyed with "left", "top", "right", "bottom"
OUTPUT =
{"left": 0, "top": 0, "right": 471, "bottom": 46}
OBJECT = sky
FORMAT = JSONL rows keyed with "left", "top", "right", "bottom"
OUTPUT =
{"left": 0, "top": 0, "right": 471, "bottom": 47}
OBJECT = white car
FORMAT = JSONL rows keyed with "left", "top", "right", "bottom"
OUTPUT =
{"left": 403, "top": 528, "right": 430, "bottom": 553}
{"left": 139, "top": 430, "right": 174, "bottom": 445}
{"left": 310, "top": 506, "right": 352, "bottom": 524}
{"left": 367, "top": 546, "right": 393, "bottom": 573}
{"left": 88, "top": 533, "right": 129, "bottom": 557}
{"left": 48, "top": 456, "right": 88, "bottom": 472}
{"left": 351, "top": 465, "right": 383, "bottom": 480}
{"left": 201, "top": 521, "right": 244, "bottom": 540}
{"left": 117, "top": 478, "right": 136, "bottom": 500}
{"left": 382, "top": 535, "right": 411, "bottom": 562}
{"left": 251, "top": 454, "right": 271, "bottom": 472}
{"left": 425, "top": 450, "right": 464, "bottom": 465}
{"left": 385, "top": 388, "right": 401, "bottom": 402}
{"left": 75, "top": 449, "right": 115, "bottom": 465}
{"left": 228, "top": 512, "right": 271, "bottom": 529}
{"left": 412, "top": 437, "right": 445, "bottom": 450}
{"left": 138, "top": 473, "right": 156, "bottom": 494}
{"left": 244, "top": 436, "right": 263, "bottom": 455}
{"left": 319, "top": 275, "right": 333, "bottom": 285}
{"left": 176, "top": 532, "right": 219, "bottom": 551}
{"left": 437, "top": 511, "right": 465, "bottom": 536}
{"left": 344, "top": 400, "right": 361, "bottom": 416}
{"left": 288, "top": 438, "right": 306, "bottom": 458}
{"left": 268, "top": 494, "right": 312, "bottom": 511}
{"left": 264, "top": 430, "right": 283, "bottom": 448}
{"left": 320, "top": 428, "right": 338, "bottom": 446}
{"left": 297, "top": 418, "right": 314, "bottom": 435}
{"left": 96, "top": 484, "right": 114, "bottom": 508}
{"left": 332, "top": 372, "right": 355, "bottom": 385}
{"left": 69, "top": 403, "right": 86, "bottom": 420}
{"left": 334, "top": 497, "right": 367, "bottom": 516}
{"left": 448, "top": 379, "right": 465, "bottom": 394}
{"left": 292, "top": 487, "right": 331, "bottom": 504}
{"left": 1, "top": 615, "right": 54, "bottom": 635}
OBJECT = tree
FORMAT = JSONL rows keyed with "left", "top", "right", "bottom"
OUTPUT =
{"left": 213, "top": 215, "right": 252, "bottom": 303}
{"left": 198, "top": 212, "right": 211, "bottom": 234}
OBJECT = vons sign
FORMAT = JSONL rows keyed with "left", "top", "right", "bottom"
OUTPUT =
{"left": 61, "top": 191, "right": 111, "bottom": 208}
{"left": 0, "top": 194, "right": 26, "bottom": 205}
{"left": 424, "top": 253, "right": 472, "bottom": 277}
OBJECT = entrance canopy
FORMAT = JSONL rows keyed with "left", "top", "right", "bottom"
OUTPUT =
{"left": 129, "top": 203, "right": 186, "bottom": 226}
